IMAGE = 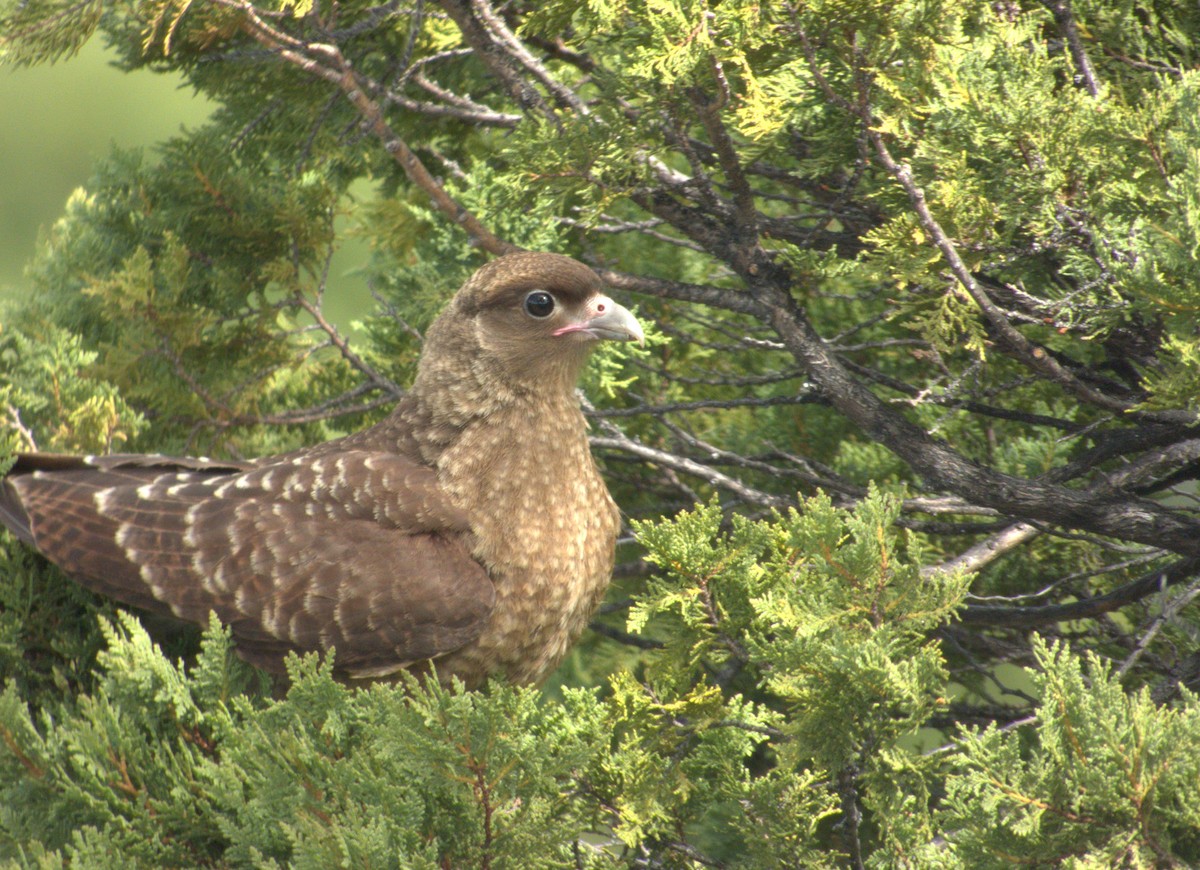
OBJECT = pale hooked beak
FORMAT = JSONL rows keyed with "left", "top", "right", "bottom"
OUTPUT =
{"left": 553, "top": 295, "right": 645, "bottom": 345}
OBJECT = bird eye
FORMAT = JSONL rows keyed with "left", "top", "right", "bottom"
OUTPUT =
{"left": 524, "top": 290, "right": 556, "bottom": 318}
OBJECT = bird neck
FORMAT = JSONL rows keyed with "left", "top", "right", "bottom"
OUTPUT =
{"left": 377, "top": 363, "right": 586, "bottom": 481}
{"left": 410, "top": 370, "right": 586, "bottom": 437}
{"left": 408, "top": 314, "right": 590, "bottom": 425}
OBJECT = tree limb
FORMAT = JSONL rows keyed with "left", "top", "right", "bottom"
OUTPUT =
{"left": 960, "top": 558, "right": 1200, "bottom": 626}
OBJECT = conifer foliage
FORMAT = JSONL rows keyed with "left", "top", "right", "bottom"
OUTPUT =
{"left": 3, "top": 0, "right": 1200, "bottom": 865}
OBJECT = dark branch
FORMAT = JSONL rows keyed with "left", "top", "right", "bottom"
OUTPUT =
{"left": 960, "top": 558, "right": 1200, "bottom": 627}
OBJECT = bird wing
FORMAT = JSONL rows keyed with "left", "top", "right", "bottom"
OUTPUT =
{"left": 1, "top": 451, "right": 495, "bottom": 677}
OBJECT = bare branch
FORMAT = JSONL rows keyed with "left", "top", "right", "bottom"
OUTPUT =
{"left": 689, "top": 61, "right": 758, "bottom": 257}
{"left": 465, "top": 0, "right": 586, "bottom": 114}
{"left": 589, "top": 428, "right": 789, "bottom": 509}
{"left": 588, "top": 620, "right": 664, "bottom": 650}
{"left": 588, "top": 393, "right": 817, "bottom": 419}
{"left": 753, "top": 288, "right": 1200, "bottom": 558}
{"left": 214, "top": 393, "right": 397, "bottom": 429}
{"left": 1117, "top": 576, "right": 1200, "bottom": 678}
{"left": 924, "top": 523, "right": 1041, "bottom": 578}
{"left": 960, "top": 558, "right": 1200, "bottom": 627}
{"left": 3, "top": 405, "right": 38, "bottom": 452}
{"left": 214, "top": 0, "right": 517, "bottom": 256}
{"left": 868, "top": 138, "right": 1156, "bottom": 419}
{"left": 435, "top": 0, "right": 558, "bottom": 120}
{"left": 385, "top": 81, "right": 521, "bottom": 126}
{"left": 1041, "top": 0, "right": 1101, "bottom": 98}
{"left": 593, "top": 267, "right": 767, "bottom": 317}
{"left": 285, "top": 293, "right": 404, "bottom": 397}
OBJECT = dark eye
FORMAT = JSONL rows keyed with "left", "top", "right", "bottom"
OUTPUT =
{"left": 524, "top": 290, "right": 555, "bottom": 318}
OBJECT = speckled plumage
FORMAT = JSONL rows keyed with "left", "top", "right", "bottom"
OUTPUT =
{"left": 0, "top": 252, "right": 643, "bottom": 687}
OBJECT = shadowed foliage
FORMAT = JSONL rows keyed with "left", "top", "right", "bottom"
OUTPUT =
{"left": 3, "top": 0, "right": 1200, "bottom": 865}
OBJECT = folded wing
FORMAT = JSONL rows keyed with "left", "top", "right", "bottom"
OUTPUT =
{"left": 0, "top": 452, "right": 494, "bottom": 677}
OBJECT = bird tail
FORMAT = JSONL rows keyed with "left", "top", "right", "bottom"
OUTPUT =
{"left": 0, "top": 477, "right": 35, "bottom": 545}
{"left": 1, "top": 452, "right": 126, "bottom": 547}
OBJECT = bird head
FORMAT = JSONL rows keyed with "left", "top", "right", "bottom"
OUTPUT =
{"left": 418, "top": 252, "right": 644, "bottom": 399}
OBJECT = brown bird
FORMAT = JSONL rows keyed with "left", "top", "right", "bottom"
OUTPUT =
{"left": 0, "top": 252, "right": 644, "bottom": 687}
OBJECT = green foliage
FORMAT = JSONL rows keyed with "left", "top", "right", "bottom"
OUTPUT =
{"left": 0, "top": 615, "right": 615, "bottom": 867}
{"left": 0, "top": 0, "right": 103, "bottom": 66}
{"left": 628, "top": 489, "right": 968, "bottom": 865}
{"left": 0, "top": 491, "right": 965, "bottom": 866}
{"left": 943, "top": 637, "right": 1200, "bottom": 867}
{"left": 9, "top": 144, "right": 377, "bottom": 455}
{"left": 0, "top": 319, "right": 146, "bottom": 454}
{"left": 746, "top": 490, "right": 967, "bottom": 768}
{"left": 0, "top": 538, "right": 110, "bottom": 707}
{"left": 3, "top": 0, "right": 1200, "bottom": 864}
{"left": 3, "top": 485, "right": 1198, "bottom": 864}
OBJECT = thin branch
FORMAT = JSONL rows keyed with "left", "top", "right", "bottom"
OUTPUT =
{"left": 216, "top": 0, "right": 516, "bottom": 256}
{"left": 589, "top": 427, "right": 789, "bottom": 509}
{"left": 466, "top": 0, "right": 586, "bottom": 114}
{"left": 753, "top": 287, "right": 1200, "bottom": 558}
{"left": 960, "top": 558, "right": 1200, "bottom": 627}
{"left": 434, "top": 0, "right": 556, "bottom": 120}
{"left": 689, "top": 59, "right": 759, "bottom": 259}
{"left": 965, "top": 552, "right": 1161, "bottom": 605}
{"left": 287, "top": 293, "right": 403, "bottom": 397}
{"left": 659, "top": 418, "right": 846, "bottom": 493}
{"left": 593, "top": 267, "right": 767, "bottom": 317}
{"left": 869, "top": 139, "right": 1147, "bottom": 418}
{"left": 588, "top": 621, "right": 664, "bottom": 650}
{"left": 587, "top": 393, "right": 818, "bottom": 418}
{"left": 1041, "top": 0, "right": 1101, "bottom": 97}
{"left": 3, "top": 405, "right": 38, "bottom": 452}
{"left": 1117, "top": 575, "right": 1200, "bottom": 677}
{"left": 385, "top": 82, "right": 520, "bottom": 126}
{"left": 211, "top": 393, "right": 397, "bottom": 429}
{"left": 812, "top": 31, "right": 1190, "bottom": 427}
{"left": 923, "top": 522, "right": 1040, "bottom": 578}
{"left": 842, "top": 357, "right": 1086, "bottom": 432}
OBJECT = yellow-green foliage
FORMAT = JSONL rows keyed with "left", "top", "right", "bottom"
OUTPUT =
{"left": 3, "top": 0, "right": 1200, "bottom": 864}
{"left": 944, "top": 637, "right": 1200, "bottom": 867}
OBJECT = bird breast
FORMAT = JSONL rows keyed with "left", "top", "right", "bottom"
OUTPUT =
{"left": 433, "top": 398, "right": 620, "bottom": 686}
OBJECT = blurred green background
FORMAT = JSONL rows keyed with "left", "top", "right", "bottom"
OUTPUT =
{"left": 0, "top": 41, "right": 372, "bottom": 325}
{"left": 0, "top": 39, "right": 213, "bottom": 302}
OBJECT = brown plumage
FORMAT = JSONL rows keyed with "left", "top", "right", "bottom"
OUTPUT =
{"left": 0, "top": 252, "right": 643, "bottom": 687}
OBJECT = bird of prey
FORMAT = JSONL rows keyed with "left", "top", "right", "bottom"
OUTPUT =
{"left": 0, "top": 252, "right": 644, "bottom": 687}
